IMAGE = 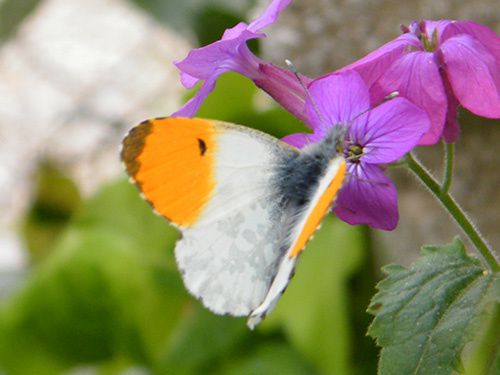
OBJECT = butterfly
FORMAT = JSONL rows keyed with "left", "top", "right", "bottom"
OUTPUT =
{"left": 121, "top": 117, "right": 346, "bottom": 328}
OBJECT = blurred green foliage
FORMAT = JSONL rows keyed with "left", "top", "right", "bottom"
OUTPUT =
{"left": 21, "top": 161, "right": 82, "bottom": 264}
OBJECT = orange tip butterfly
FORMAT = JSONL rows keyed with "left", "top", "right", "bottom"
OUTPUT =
{"left": 121, "top": 117, "right": 346, "bottom": 329}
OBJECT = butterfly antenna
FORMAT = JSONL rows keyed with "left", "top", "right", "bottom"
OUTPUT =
{"left": 347, "top": 91, "right": 399, "bottom": 126}
{"left": 285, "top": 59, "right": 326, "bottom": 127}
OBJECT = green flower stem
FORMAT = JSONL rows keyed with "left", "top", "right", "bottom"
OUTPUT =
{"left": 405, "top": 152, "right": 499, "bottom": 272}
{"left": 441, "top": 142, "right": 454, "bottom": 194}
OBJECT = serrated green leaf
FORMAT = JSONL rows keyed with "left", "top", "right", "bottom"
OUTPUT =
{"left": 368, "top": 237, "right": 500, "bottom": 375}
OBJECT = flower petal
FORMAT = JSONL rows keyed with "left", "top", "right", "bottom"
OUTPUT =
{"left": 441, "top": 34, "right": 500, "bottom": 118}
{"left": 221, "top": 22, "right": 249, "bottom": 40}
{"left": 307, "top": 71, "right": 370, "bottom": 133}
{"left": 375, "top": 51, "right": 447, "bottom": 145}
{"left": 254, "top": 63, "right": 312, "bottom": 126}
{"left": 174, "top": 29, "right": 262, "bottom": 83}
{"left": 334, "top": 163, "right": 398, "bottom": 230}
{"left": 179, "top": 71, "right": 201, "bottom": 89}
{"left": 421, "top": 20, "right": 452, "bottom": 40}
{"left": 352, "top": 97, "right": 430, "bottom": 164}
{"left": 336, "top": 33, "right": 421, "bottom": 90}
{"left": 248, "top": 0, "right": 292, "bottom": 32}
{"left": 171, "top": 76, "right": 217, "bottom": 117}
{"left": 441, "top": 21, "right": 500, "bottom": 62}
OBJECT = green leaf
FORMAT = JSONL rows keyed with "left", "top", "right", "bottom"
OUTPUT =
{"left": 368, "top": 237, "right": 500, "bottom": 375}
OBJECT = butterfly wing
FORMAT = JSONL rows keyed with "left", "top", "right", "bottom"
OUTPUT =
{"left": 121, "top": 117, "right": 299, "bottom": 317}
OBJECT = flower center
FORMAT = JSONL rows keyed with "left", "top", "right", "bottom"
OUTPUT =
{"left": 420, "top": 29, "right": 438, "bottom": 52}
{"left": 347, "top": 144, "right": 364, "bottom": 163}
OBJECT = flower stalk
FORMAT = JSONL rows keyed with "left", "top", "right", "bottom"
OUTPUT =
{"left": 404, "top": 152, "right": 499, "bottom": 272}
{"left": 441, "top": 142, "right": 454, "bottom": 194}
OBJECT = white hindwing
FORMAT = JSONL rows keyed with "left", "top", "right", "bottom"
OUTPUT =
{"left": 175, "top": 123, "right": 297, "bottom": 317}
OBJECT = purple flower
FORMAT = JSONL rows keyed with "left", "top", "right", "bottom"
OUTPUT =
{"left": 336, "top": 20, "right": 500, "bottom": 144}
{"left": 285, "top": 71, "right": 430, "bottom": 230}
{"left": 173, "top": 0, "right": 312, "bottom": 121}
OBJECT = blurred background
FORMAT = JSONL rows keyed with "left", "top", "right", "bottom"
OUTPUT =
{"left": 0, "top": 0, "right": 498, "bottom": 374}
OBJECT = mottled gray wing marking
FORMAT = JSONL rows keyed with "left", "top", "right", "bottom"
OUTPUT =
{"left": 175, "top": 196, "right": 288, "bottom": 316}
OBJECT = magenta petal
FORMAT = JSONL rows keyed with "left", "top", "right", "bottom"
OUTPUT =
{"left": 221, "top": 22, "right": 248, "bottom": 40}
{"left": 375, "top": 51, "right": 447, "bottom": 145}
{"left": 171, "top": 77, "right": 217, "bottom": 117}
{"left": 336, "top": 33, "right": 421, "bottom": 90}
{"left": 255, "top": 63, "right": 312, "bottom": 126}
{"left": 441, "top": 35, "right": 500, "bottom": 118}
{"left": 441, "top": 21, "right": 500, "bottom": 62}
{"left": 334, "top": 163, "right": 398, "bottom": 231}
{"left": 248, "top": 0, "right": 292, "bottom": 31}
{"left": 422, "top": 20, "right": 453, "bottom": 39}
{"left": 352, "top": 97, "right": 430, "bottom": 164}
{"left": 174, "top": 29, "right": 261, "bottom": 81}
{"left": 179, "top": 72, "right": 199, "bottom": 89}
{"left": 307, "top": 71, "right": 370, "bottom": 132}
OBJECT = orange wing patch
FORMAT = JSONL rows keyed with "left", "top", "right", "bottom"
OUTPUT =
{"left": 290, "top": 159, "right": 346, "bottom": 257}
{"left": 121, "top": 117, "right": 217, "bottom": 227}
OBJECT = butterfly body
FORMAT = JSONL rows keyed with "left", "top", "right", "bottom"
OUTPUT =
{"left": 121, "top": 117, "right": 345, "bottom": 328}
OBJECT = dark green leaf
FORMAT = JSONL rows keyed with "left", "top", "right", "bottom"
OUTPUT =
{"left": 368, "top": 237, "right": 500, "bottom": 375}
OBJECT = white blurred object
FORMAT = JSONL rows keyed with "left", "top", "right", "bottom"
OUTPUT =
{"left": 0, "top": 0, "right": 190, "bottom": 273}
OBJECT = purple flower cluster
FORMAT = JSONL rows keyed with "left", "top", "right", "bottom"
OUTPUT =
{"left": 337, "top": 20, "right": 500, "bottom": 144}
{"left": 172, "top": 0, "right": 500, "bottom": 230}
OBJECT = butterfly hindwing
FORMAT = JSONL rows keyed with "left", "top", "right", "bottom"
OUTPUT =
{"left": 122, "top": 117, "right": 299, "bottom": 316}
